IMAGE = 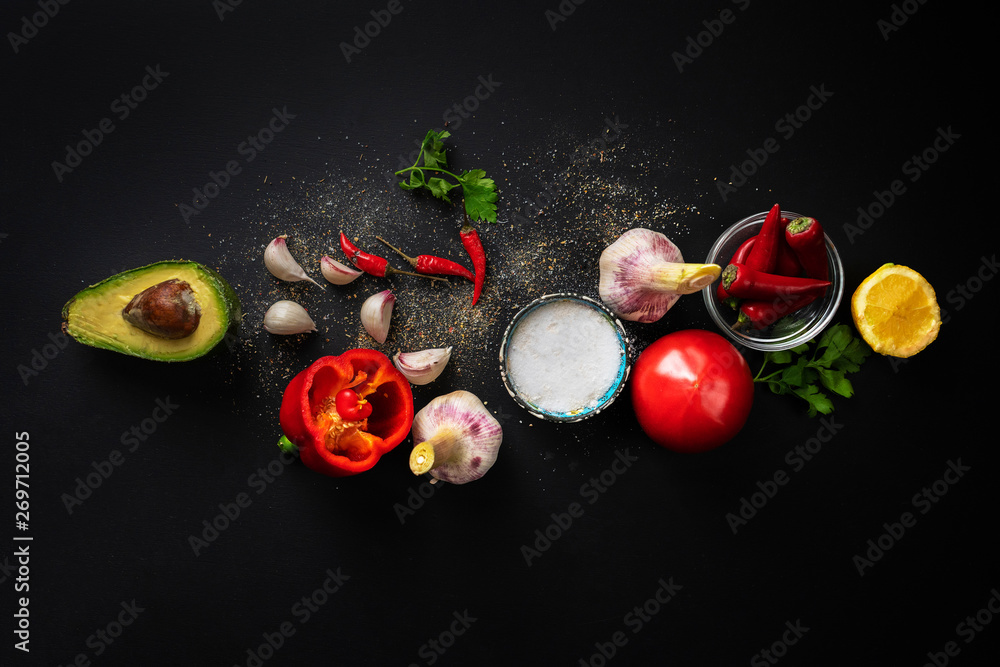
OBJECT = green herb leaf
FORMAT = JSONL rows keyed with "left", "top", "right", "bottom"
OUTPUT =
{"left": 394, "top": 131, "right": 498, "bottom": 223}
{"left": 426, "top": 177, "right": 458, "bottom": 201}
{"left": 754, "top": 323, "right": 871, "bottom": 416}
{"left": 458, "top": 169, "right": 498, "bottom": 223}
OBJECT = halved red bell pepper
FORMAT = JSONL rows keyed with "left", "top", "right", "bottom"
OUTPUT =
{"left": 278, "top": 349, "right": 414, "bottom": 477}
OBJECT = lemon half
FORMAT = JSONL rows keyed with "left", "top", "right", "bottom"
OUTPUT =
{"left": 851, "top": 263, "right": 941, "bottom": 358}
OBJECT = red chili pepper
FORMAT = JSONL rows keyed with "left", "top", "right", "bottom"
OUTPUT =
{"left": 716, "top": 235, "right": 757, "bottom": 303}
{"left": 735, "top": 293, "right": 819, "bottom": 330}
{"left": 717, "top": 234, "right": 800, "bottom": 306}
{"left": 744, "top": 204, "right": 783, "bottom": 273}
{"left": 776, "top": 218, "right": 803, "bottom": 277}
{"left": 460, "top": 215, "right": 486, "bottom": 306}
{"left": 376, "top": 236, "right": 474, "bottom": 282}
{"left": 339, "top": 233, "right": 445, "bottom": 282}
{"left": 785, "top": 217, "right": 829, "bottom": 282}
{"left": 278, "top": 349, "right": 414, "bottom": 477}
{"left": 722, "top": 262, "right": 830, "bottom": 300}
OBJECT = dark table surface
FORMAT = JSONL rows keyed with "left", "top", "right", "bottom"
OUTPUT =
{"left": 2, "top": 1, "right": 995, "bottom": 666}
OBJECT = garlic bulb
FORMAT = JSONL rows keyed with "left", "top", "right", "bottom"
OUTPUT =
{"left": 320, "top": 255, "right": 362, "bottom": 285}
{"left": 360, "top": 289, "right": 394, "bottom": 343}
{"left": 409, "top": 390, "right": 503, "bottom": 484}
{"left": 263, "top": 300, "right": 317, "bottom": 335}
{"left": 599, "top": 228, "right": 720, "bottom": 323}
{"left": 393, "top": 347, "right": 452, "bottom": 385}
{"left": 264, "top": 236, "right": 324, "bottom": 289}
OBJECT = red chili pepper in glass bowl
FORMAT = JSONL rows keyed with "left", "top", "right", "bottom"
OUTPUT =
{"left": 721, "top": 262, "right": 831, "bottom": 300}
{"left": 277, "top": 349, "right": 414, "bottom": 477}
{"left": 785, "top": 216, "right": 829, "bottom": 282}
{"left": 735, "top": 293, "right": 819, "bottom": 330}
{"left": 743, "top": 203, "right": 783, "bottom": 273}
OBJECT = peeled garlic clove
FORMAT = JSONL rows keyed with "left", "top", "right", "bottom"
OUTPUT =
{"left": 320, "top": 255, "right": 362, "bottom": 285}
{"left": 263, "top": 300, "right": 317, "bottom": 335}
{"left": 409, "top": 390, "right": 503, "bottom": 484}
{"left": 599, "top": 228, "right": 720, "bottom": 323}
{"left": 361, "top": 289, "right": 394, "bottom": 343}
{"left": 264, "top": 236, "right": 324, "bottom": 289}
{"left": 393, "top": 347, "right": 452, "bottom": 385}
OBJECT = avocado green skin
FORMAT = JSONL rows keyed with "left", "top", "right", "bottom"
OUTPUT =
{"left": 61, "top": 260, "right": 242, "bottom": 362}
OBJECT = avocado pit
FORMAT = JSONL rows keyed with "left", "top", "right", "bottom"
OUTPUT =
{"left": 122, "top": 279, "right": 202, "bottom": 339}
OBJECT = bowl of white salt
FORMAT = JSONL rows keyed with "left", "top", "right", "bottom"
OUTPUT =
{"left": 499, "top": 293, "right": 631, "bottom": 423}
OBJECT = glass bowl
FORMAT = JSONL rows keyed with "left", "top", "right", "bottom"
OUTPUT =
{"left": 702, "top": 210, "right": 844, "bottom": 352}
{"left": 499, "top": 293, "right": 631, "bottom": 423}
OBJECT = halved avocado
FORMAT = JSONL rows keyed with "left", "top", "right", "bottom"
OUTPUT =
{"left": 62, "top": 260, "right": 242, "bottom": 362}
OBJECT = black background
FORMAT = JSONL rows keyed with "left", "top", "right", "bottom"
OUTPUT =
{"left": 2, "top": 1, "right": 996, "bottom": 666}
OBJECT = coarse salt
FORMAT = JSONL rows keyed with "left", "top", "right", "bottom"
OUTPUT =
{"left": 505, "top": 299, "right": 624, "bottom": 415}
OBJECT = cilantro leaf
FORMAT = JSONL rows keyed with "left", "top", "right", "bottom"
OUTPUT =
{"left": 426, "top": 177, "right": 458, "bottom": 201}
{"left": 420, "top": 130, "right": 450, "bottom": 170}
{"left": 394, "top": 130, "right": 498, "bottom": 224}
{"left": 753, "top": 323, "right": 872, "bottom": 416}
{"left": 458, "top": 169, "right": 498, "bottom": 223}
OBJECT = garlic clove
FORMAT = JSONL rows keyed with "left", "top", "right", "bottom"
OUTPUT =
{"left": 264, "top": 236, "right": 324, "bottom": 289}
{"left": 320, "top": 255, "right": 362, "bottom": 285}
{"left": 263, "top": 299, "right": 318, "bottom": 335}
{"left": 599, "top": 227, "right": 720, "bottom": 323}
{"left": 409, "top": 390, "right": 502, "bottom": 484}
{"left": 393, "top": 347, "right": 452, "bottom": 385}
{"left": 360, "top": 289, "right": 394, "bottom": 344}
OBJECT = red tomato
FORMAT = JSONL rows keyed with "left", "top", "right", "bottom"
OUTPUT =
{"left": 630, "top": 330, "right": 753, "bottom": 453}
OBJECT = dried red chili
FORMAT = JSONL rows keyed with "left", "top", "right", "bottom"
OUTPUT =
{"left": 376, "top": 236, "right": 474, "bottom": 282}
{"left": 460, "top": 215, "right": 486, "bottom": 306}
{"left": 278, "top": 349, "right": 414, "bottom": 477}
{"left": 339, "top": 233, "right": 444, "bottom": 282}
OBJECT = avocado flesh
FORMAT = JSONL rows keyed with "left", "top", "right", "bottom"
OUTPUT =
{"left": 62, "top": 261, "right": 242, "bottom": 361}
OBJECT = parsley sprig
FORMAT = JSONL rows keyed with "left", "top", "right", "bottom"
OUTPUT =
{"left": 395, "top": 130, "right": 498, "bottom": 223}
{"left": 753, "top": 323, "right": 872, "bottom": 416}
